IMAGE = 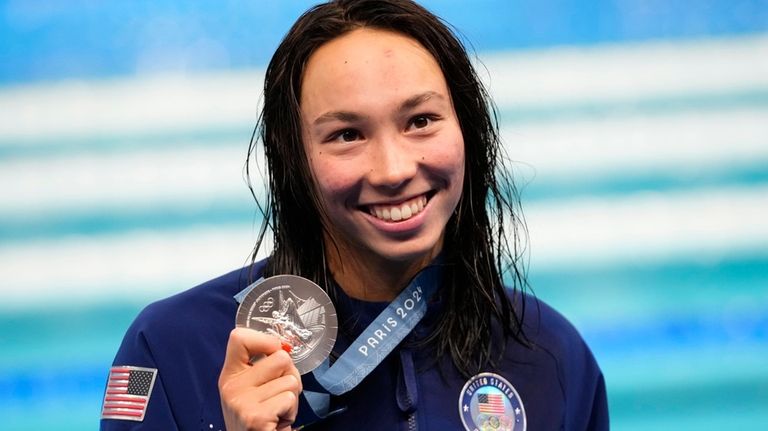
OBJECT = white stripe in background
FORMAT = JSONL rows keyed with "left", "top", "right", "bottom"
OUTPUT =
{"left": 1, "top": 34, "right": 766, "bottom": 142}
{"left": 1, "top": 108, "right": 765, "bottom": 214}
{"left": 502, "top": 108, "right": 768, "bottom": 176}
{"left": 480, "top": 34, "right": 768, "bottom": 107}
{"left": 1, "top": 146, "right": 252, "bottom": 213}
{"left": 0, "top": 185, "right": 765, "bottom": 308}
{"left": 525, "top": 185, "right": 768, "bottom": 269}
{"left": 0, "top": 71, "right": 265, "bottom": 141}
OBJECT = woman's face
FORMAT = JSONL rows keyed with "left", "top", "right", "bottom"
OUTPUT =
{"left": 300, "top": 28, "right": 465, "bottom": 267}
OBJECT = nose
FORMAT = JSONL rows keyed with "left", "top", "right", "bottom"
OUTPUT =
{"left": 366, "top": 134, "right": 417, "bottom": 190}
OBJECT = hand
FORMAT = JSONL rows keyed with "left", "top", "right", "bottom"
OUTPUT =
{"left": 219, "top": 328, "right": 302, "bottom": 431}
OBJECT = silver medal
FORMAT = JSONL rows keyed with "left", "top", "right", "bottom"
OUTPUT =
{"left": 236, "top": 275, "right": 337, "bottom": 375}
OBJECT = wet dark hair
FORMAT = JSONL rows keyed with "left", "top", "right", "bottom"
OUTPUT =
{"left": 247, "top": 0, "right": 529, "bottom": 376}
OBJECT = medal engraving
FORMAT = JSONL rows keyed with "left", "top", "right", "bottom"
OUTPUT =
{"left": 236, "top": 275, "right": 337, "bottom": 374}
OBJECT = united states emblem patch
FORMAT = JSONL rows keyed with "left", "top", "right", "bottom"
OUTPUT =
{"left": 459, "top": 372, "right": 526, "bottom": 431}
{"left": 101, "top": 365, "right": 158, "bottom": 421}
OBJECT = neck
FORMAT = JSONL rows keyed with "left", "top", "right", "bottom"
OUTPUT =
{"left": 323, "top": 237, "right": 438, "bottom": 302}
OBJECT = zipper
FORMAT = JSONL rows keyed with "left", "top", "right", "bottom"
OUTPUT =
{"left": 406, "top": 411, "right": 418, "bottom": 431}
{"left": 397, "top": 349, "right": 418, "bottom": 431}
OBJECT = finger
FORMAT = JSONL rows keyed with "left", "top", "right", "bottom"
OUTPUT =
{"left": 225, "top": 349, "right": 297, "bottom": 392}
{"left": 221, "top": 328, "right": 281, "bottom": 377}
{"left": 249, "top": 340, "right": 293, "bottom": 365}
{"left": 226, "top": 388, "right": 299, "bottom": 431}
{"left": 285, "top": 356, "right": 302, "bottom": 395}
{"left": 259, "top": 390, "right": 299, "bottom": 426}
{"left": 253, "top": 374, "right": 302, "bottom": 403}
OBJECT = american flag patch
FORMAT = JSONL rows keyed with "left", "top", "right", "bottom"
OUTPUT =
{"left": 101, "top": 366, "right": 158, "bottom": 421}
{"left": 478, "top": 393, "right": 506, "bottom": 415}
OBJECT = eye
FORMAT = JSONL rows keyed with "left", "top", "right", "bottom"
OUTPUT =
{"left": 340, "top": 129, "right": 360, "bottom": 142}
{"left": 328, "top": 128, "right": 362, "bottom": 143}
{"left": 407, "top": 114, "right": 439, "bottom": 131}
{"left": 412, "top": 115, "right": 430, "bottom": 128}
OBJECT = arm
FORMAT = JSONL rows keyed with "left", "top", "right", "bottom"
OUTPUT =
{"left": 100, "top": 323, "right": 179, "bottom": 430}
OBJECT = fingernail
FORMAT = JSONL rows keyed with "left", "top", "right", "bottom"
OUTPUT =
{"left": 281, "top": 341, "right": 292, "bottom": 353}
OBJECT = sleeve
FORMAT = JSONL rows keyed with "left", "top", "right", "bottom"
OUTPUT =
{"left": 531, "top": 296, "right": 609, "bottom": 430}
{"left": 100, "top": 316, "right": 180, "bottom": 431}
{"left": 564, "top": 339, "right": 609, "bottom": 431}
{"left": 585, "top": 371, "right": 609, "bottom": 430}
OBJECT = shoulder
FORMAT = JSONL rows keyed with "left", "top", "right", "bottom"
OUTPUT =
{"left": 515, "top": 293, "right": 591, "bottom": 360}
{"left": 146, "top": 260, "right": 265, "bottom": 323}
{"left": 121, "top": 259, "right": 268, "bottom": 353}
{"left": 512, "top": 292, "right": 600, "bottom": 379}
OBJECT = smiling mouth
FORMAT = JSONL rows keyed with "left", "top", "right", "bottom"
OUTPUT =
{"left": 366, "top": 194, "right": 430, "bottom": 222}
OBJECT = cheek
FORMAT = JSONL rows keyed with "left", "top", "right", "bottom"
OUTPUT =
{"left": 429, "top": 134, "right": 465, "bottom": 180}
{"left": 453, "top": 141, "right": 466, "bottom": 174}
{"left": 309, "top": 156, "right": 357, "bottom": 205}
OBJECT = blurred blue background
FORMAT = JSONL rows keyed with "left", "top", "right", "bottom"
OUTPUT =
{"left": 1, "top": 1, "right": 767, "bottom": 429}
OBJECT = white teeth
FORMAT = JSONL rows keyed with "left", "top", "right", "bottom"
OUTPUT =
{"left": 368, "top": 195, "right": 428, "bottom": 222}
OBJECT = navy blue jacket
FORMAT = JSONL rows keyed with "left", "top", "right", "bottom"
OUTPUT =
{"left": 101, "top": 260, "right": 608, "bottom": 430}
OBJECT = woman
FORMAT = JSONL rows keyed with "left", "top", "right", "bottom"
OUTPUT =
{"left": 101, "top": 1, "right": 608, "bottom": 430}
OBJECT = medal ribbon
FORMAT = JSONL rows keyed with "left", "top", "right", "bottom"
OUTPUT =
{"left": 312, "top": 263, "right": 442, "bottom": 395}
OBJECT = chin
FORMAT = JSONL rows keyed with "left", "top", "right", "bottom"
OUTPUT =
{"left": 370, "top": 238, "right": 443, "bottom": 265}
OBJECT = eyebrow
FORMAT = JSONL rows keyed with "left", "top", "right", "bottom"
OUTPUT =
{"left": 399, "top": 91, "right": 443, "bottom": 111}
{"left": 313, "top": 110, "right": 367, "bottom": 126}
{"left": 311, "top": 91, "right": 445, "bottom": 126}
